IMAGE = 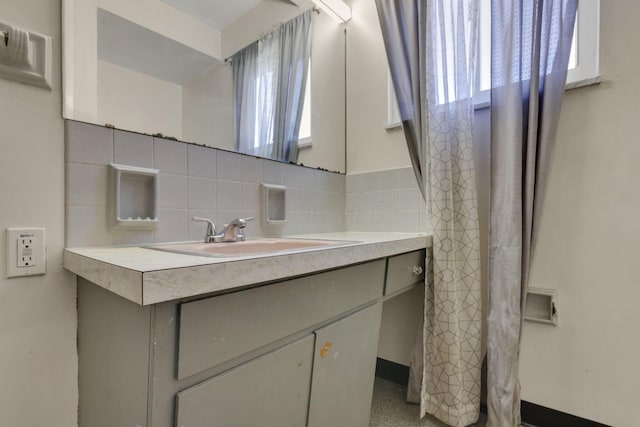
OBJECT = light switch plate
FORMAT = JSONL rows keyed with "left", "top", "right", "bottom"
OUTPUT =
{"left": 6, "top": 228, "right": 46, "bottom": 278}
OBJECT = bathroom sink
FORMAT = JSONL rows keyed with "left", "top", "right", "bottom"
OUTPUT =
{"left": 146, "top": 238, "right": 359, "bottom": 258}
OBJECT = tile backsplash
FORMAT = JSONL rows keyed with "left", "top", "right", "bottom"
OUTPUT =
{"left": 65, "top": 121, "right": 345, "bottom": 247}
{"left": 345, "top": 168, "right": 428, "bottom": 233}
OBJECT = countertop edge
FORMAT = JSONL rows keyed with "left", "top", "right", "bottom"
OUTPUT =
{"left": 63, "top": 250, "right": 144, "bottom": 305}
{"left": 64, "top": 233, "right": 431, "bottom": 306}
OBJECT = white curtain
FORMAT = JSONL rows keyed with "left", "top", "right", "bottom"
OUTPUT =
{"left": 376, "top": 1, "right": 483, "bottom": 426}
{"left": 272, "top": 10, "right": 312, "bottom": 162}
{"left": 232, "top": 42, "right": 260, "bottom": 157}
{"left": 488, "top": 1, "right": 578, "bottom": 425}
{"left": 232, "top": 10, "right": 312, "bottom": 162}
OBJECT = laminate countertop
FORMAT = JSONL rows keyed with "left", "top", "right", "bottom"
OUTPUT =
{"left": 63, "top": 232, "right": 431, "bottom": 306}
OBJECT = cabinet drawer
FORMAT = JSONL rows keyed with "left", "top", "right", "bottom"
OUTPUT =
{"left": 177, "top": 260, "right": 385, "bottom": 379}
{"left": 385, "top": 250, "right": 426, "bottom": 295}
{"left": 176, "top": 335, "right": 314, "bottom": 427}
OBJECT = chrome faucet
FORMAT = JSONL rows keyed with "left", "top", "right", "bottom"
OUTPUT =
{"left": 219, "top": 217, "right": 254, "bottom": 242}
{"left": 191, "top": 216, "right": 254, "bottom": 243}
{"left": 191, "top": 217, "right": 219, "bottom": 242}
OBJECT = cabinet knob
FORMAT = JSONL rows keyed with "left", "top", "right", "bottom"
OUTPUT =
{"left": 412, "top": 265, "right": 423, "bottom": 275}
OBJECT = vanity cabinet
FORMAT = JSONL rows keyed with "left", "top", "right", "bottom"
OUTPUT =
{"left": 78, "top": 258, "right": 390, "bottom": 427}
{"left": 174, "top": 303, "right": 383, "bottom": 427}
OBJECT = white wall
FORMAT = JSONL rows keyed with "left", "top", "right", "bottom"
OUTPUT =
{"left": 96, "top": 0, "right": 221, "bottom": 59}
{"left": 519, "top": 2, "right": 640, "bottom": 425}
{"left": 378, "top": 286, "right": 423, "bottom": 365}
{"left": 0, "top": 1, "right": 78, "bottom": 426}
{"left": 182, "top": 64, "right": 234, "bottom": 150}
{"left": 297, "top": 10, "right": 346, "bottom": 173}
{"left": 345, "top": 0, "right": 410, "bottom": 174}
{"left": 64, "top": 0, "right": 221, "bottom": 128}
{"left": 98, "top": 60, "right": 183, "bottom": 138}
{"left": 64, "top": 0, "right": 221, "bottom": 124}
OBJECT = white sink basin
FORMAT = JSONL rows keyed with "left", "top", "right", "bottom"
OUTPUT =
{"left": 147, "top": 238, "right": 359, "bottom": 258}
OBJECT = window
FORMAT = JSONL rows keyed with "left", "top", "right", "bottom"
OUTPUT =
{"left": 565, "top": 1, "right": 600, "bottom": 87}
{"left": 298, "top": 63, "right": 312, "bottom": 148}
{"left": 253, "top": 69, "right": 277, "bottom": 152}
{"left": 251, "top": 63, "right": 311, "bottom": 151}
{"left": 387, "top": 0, "right": 600, "bottom": 127}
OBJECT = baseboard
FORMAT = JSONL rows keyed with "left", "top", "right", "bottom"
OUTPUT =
{"left": 375, "top": 357, "right": 409, "bottom": 386}
{"left": 520, "top": 401, "right": 611, "bottom": 427}
{"left": 375, "top": 358, "right": 610, "bottom": 427}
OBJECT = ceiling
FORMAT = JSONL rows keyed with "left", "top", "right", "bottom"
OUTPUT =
{"left": 160, "top": 0, "right": 264, "bottom": 31}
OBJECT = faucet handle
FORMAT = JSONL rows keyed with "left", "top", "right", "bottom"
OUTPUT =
{"left": 192, "top": 216, "right": 212, "bottom": 222}
{"left": 191, "top": 217, "right": 217, "bottom": 243}
{"left": 239, "top": 217, "right": 254, "bottom": 226}
{"left": 236, "top": 217, "right": 255, "bottom": 241}
{"left": 225, "top": 216, "right": 254, "bottom": 227}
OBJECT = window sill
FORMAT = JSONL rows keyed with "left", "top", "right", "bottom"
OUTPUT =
{"left": 298, "top": 137, "right": 313, "bottom": 149}
{"left": 384, "top": 121, "right": 402, "bottom": 130}
{"left": 565, "top": 75, "right": 602, "bottom": 91}
{"left": 385, "top": 75, "right": 603, "bottom": 129}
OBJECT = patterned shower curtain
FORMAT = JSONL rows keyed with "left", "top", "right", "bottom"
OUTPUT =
{"left": 376, "top": 1, "right": 483, "bottom": 426}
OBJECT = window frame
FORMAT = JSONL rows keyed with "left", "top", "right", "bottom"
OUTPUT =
{"left": 297, "top": 59, "right": 313, "bottom": 148}
{"left": 386, "top": 0, "right": 600, "bottom": 128}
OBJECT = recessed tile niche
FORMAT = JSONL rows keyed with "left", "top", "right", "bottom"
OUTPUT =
{"left": 110, "top": 163, "right": 159, "bottom": 230}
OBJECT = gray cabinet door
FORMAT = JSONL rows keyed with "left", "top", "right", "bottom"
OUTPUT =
{"left": 308, "top": 303, "right": 383, "bottom": 427}
{"left": 175, "top": 335, "right": 314, "bottom": 427}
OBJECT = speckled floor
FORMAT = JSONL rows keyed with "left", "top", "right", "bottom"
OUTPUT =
{"left": 369, "top": 377, "right": 487, "bottom": 427}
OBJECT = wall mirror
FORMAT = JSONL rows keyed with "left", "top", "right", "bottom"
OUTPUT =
{"left": 62, "top": 0, "right": 348, "bottom": 173}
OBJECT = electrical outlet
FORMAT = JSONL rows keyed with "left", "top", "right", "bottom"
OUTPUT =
{"left": 6, "top": 228, "right": 46, "bottom": 278}
{"left": 17, "top": 234, "right": 35, "bottom": 267}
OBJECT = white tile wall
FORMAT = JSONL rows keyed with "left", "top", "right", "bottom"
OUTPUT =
{"left": 65, "top": 205, "right": 111, "bottom": 247}
{"left": 241, "top": 156, "right": 264, "bottom": 183}
{"left": 216, "top": 180, "right": 242, "bottom": 210}
{"left": 65, "top": 120, "right": 346, "bottom": 247}
{"left": 158, "top": 174, "right": 188, "bottom": 209}
{"left": 344, "top": 167, "right": 427, "bottom": 233}
{"left": 154, "top": 209, "right": 188, "bottom": 242}
{"left": 114, "top": 130, "right": 153, "bottom": 168}
{"left": 216, "top": 150, "right": 242, "bottom": 181}
{"left": 263, "top": 160, "right": 282, "bottom": 184}
{"left": 154, "top": 138, "right": 187, "bottom": 175}
{"left": 241, "top": 183, "right": 261, "bottom": 212}
{"left": 398, "top": 188, "right": 421, "bottom": 211}
{"left": 112, "top": 230, "right": 155, "bottom": 246}
{"left": 65, "top": 121, "right": 113, "bottom": 165}
{"left": 187, "top": 145, "right": 216, "bottom": 178}
{"left": 188, "top": 177, "right": 216, "bottom": 210}
{"left": 66, "top": 164, "right": 108, "bottom": 207}
{"left": 64, "top": 122, "right": 430, "bottom": 246}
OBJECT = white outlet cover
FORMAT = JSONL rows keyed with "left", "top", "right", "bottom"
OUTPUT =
{"left": 6, "top": 228, "right": 46, "bottom": 278}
